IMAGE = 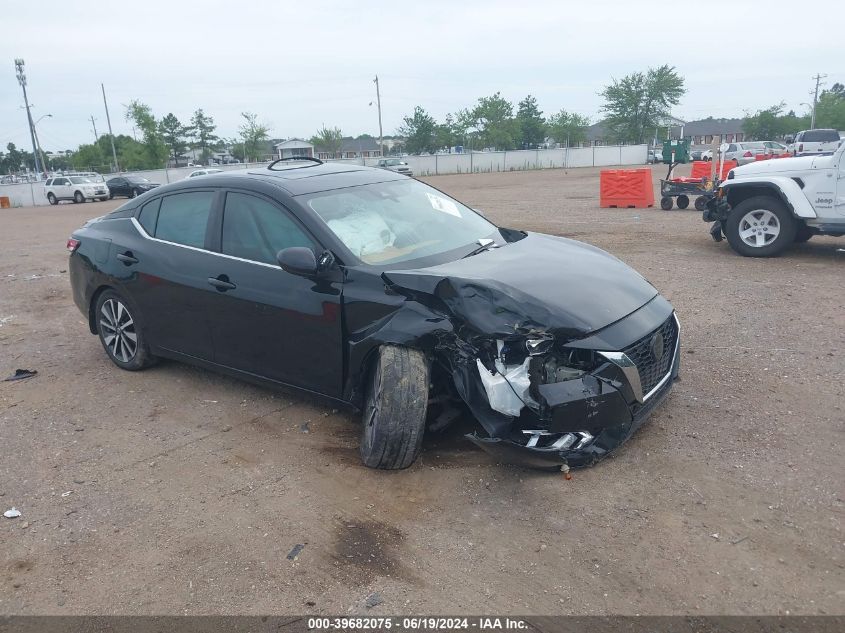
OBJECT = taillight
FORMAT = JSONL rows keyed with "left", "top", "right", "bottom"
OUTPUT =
{"left": 743, "top": 151, "right": 752, "bottom": 157}
{"left": 66, "top": 238, "right": 80, "bottom": 253}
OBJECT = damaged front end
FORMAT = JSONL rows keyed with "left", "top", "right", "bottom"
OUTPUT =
{"left": 350, "top": 232, "right": 681, "bottom": 470}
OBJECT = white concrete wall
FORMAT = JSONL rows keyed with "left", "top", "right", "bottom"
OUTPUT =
{"left": 0, "top": 146, "right": 648, "bottom": 207}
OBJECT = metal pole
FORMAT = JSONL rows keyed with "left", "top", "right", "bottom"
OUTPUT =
{"left": 374, "top": 75, "right": 383, "bottom": 157}
{"left": 90, "top": 116, "right": 99, "bottom": 143}
{"left": 31, "top": 117, "right": 48, "bottom": 177}
{"left": 102, "top": 84, "right": 120, "bottom": 172}
{"left": 14, "top": 59, "right": 42, "bottom": 176}
{"left": 810, "top": 73, "right": 826, "bottom": 129}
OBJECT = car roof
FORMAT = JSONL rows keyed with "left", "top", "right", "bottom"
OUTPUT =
{"left": 168, "top": 161, "right": 408, "bottom": 196}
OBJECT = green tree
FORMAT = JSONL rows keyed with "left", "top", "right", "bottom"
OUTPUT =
{"left": 125, "top": 100, "right": 169, "bottom": 168}
{"left": 600, "top": 65, "right": 686, "bottom": 143}
{"left": 516, "top": 95, "right": 546, "bottom": 148}
{"left": 71, "top": 144, "right": 105, "bottom": 171}
{"left": 471, "top": 92, "right": 519, "bottom": 150}
{"left": 4, "top": 143, "right": 24, "bottom": 173}
{"left": 189, "top": 108, "right": 218, "bottom": 162}
{"left": 743, "top": 104, "right": 809, "bottom": 140}
{"left": 159, "top": 113, "right": 189, "bottom": 165}
{"left": 434, "top": 113, "right": 458, "bottom": 151}
{"left": 309, "top": 125, "right": 344, "bottom": 158}
{"left": 815, "top": 83, "right": 845, "bottom": 131}
{"left": 546, "top": 109, "right": 591, "bottom": 146}
{"left": 398, "top": 106, "right": 437, "bottom": 154}
{"left": 238, "top": 112, "right": 271, "bottom": 163}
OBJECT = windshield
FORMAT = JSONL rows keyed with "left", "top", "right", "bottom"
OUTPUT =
{"left": 303, "top": 179, "right": 498, "bottom": 265}
{"left": 69, "top": 177, "right": 93, "bottom": 184}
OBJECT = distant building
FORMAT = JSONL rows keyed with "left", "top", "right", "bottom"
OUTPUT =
{"left": 315, "top": 137, "right": 383, "bottom": 160}
{"left": 670, "top": 118, "right": 747, "bottom": 145}
{"left": 274, "top": 139, "right": 314, "bottom": 159}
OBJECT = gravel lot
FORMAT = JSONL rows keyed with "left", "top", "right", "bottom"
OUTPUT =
{"left": 1, "top": 166, "right": 843, "bottom": 615}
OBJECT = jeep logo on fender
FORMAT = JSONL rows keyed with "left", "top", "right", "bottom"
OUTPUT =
{"left": 815, "top": 197, "right": 833, "bottom": 206}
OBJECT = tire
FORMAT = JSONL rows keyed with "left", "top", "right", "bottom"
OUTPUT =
{"left": 73, "top": 191, "right": 85, "bottom": 204}
{"left": 677, "top": 195, "right": 690, "bottom": 209}
{"left": 794, "top": 224, "right": 814, "bottom": 243}
{"left": 47, "top": 192, "right": 57, "bottom": 205}
{"left": 109, "top": 192, "right": 114, "bottom": 200}
{"left": 660, "top": 197, "right": 673, "bottom": 211}
{"left": 98, "top": 197, "right": 108, "bottom": 202}
{"left": 94, "top": 290, "right": 156, "bottom": 371}
{"left": 694, "top": 196, "right": 707, "bottom": 211}
{"left": 359, "top": 345, "right": 429, "bottom": 470}
{"left": 724, "top": 195, "right": 796, "bottom": 257}
{"left": 129, "top": 189, "right": 138, "bottom": 199}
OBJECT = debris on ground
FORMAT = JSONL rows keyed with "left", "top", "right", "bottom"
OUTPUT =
{"left": 287, "top": 544, "right": 305, "bottom": 560}
{"left": 4, "top": 368, "right": 37, "bottom": 382}
{"left": 365, "top": 592, "right": 384, "bottom": 609}
{"left": 4, "top": 508, "right": 21, "bottom": 519}
{"left": 300, "top": 422, "right": 310, "bottom": 433}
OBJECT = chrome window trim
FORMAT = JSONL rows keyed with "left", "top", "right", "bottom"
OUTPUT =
{"left": 130, "top": 216, "right": 281, "bottom": 270}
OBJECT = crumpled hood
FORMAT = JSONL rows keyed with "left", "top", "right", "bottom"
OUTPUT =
{"left": 383, "top": 232, "right": 658, "bottom": 340}
{"left": 733, "top": 154, "right": 829, "bottom": 177}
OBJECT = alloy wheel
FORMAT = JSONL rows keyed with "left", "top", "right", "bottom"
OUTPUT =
{"left": 738, "top": 209, "right": 780, "bottom": 248}
{"left": 99, "top": 298, "right": 138, "bottom": 363}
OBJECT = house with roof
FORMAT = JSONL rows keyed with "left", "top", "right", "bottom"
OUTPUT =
{"left": 314, "top": 137, "right": 383, "bottom": 160}
{"left": 273, "top": 139, "right": 315, "bottom": 159}
{"left": 670, "top": 118, "right": 747, "bottom": 145}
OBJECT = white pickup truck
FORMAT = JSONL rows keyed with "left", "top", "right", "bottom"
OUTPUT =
{"left": 703, "top": 142, "right": 845, "bottom": 256}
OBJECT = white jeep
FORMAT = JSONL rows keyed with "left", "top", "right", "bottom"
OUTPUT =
{"left": 704, "top": 142, "right": 845, "bottom": 256}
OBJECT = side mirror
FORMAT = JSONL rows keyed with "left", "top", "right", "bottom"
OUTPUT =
{"left": 277, "top": 247, "right": 318, "bottom": 276}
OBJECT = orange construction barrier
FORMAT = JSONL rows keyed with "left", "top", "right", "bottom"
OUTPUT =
{"left": 0, "top": 196, "right": 10, "bottom": 209}
{"left": 690, "top": 160, "right": 737, "bottom": 181}
{"left": 754, "top": 154, "right": 772, "bottom": 161}
{"left": 599, "top": 169, "right": 654, "bottom": 208}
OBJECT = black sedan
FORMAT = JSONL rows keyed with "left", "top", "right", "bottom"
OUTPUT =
{"left": 68, "top": 159, "right": 680, "bottom": 470}
{"left": 105, "top": 175, "right": 160, "bottom": 199}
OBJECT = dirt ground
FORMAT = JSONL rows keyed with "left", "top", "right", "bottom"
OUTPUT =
{"left": 1, "top": 166, "right": 843, "bottom": 615}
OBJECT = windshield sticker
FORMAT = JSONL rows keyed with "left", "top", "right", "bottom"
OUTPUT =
{"left": 426, "top": 192, "right": 461, "bottom": 218}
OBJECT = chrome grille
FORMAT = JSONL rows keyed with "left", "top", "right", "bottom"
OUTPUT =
{"left": 621, "top": 315, "right": 678, "bottom": 397}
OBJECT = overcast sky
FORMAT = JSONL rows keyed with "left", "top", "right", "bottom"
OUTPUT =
{"left": 2, "top": 0, "right": 842, "bottom": 152}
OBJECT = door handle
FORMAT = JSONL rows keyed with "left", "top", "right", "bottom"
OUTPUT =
{"left": 116, "top": 251, "right": 139, "bottom": 265}
{"left": 208, "top": 275, "right": 236, "bottom": 291}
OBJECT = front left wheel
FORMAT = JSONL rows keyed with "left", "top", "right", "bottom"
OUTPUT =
{"left": 724, "top": 195, "right": 796, "bottom": 257}
{"left": 74, "top": 191, "right": 85, "bottom": 204}
{"left": 359, "top": 345, "right": 429, "bottom": 470}
{"left": 95, "top": 290, "right": 156, "bottom": 371}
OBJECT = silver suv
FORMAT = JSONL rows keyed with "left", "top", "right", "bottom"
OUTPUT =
{"left": 44, "top": 175, "right": 109, "bottom": 205}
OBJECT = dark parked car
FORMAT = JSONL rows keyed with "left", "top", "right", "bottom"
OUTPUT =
{"left": 106, "top": 175, "right": 160, "bottom": 199}
{"left": 68, "top": 159, "right": 680, "bottom": 470}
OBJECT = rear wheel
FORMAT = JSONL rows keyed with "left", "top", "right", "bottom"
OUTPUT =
{"left": 73, "top": 191, "right": 85, "bottom": 204}
{"left": 129, "top": 189, "right": 138, "bottom": 199}
{"left": 95, "top": 290, "right": 156, "bottom": 371}
{"left": 359, "top": 345, "right": 429, "bottom": 470}
{"left": 47, "top": 192, "right": 57, "bottom": 205}
{"left": 724, "top": 195, "right": 796, "bottom": 257}
{"left": 676, "top": 195, "right": 690, "bottom": 209}
{"left": 660, "top": 197, "right": 673, "bottom": 210}
{"left": 694, "top": 196, "right": 707, "bottom": 211}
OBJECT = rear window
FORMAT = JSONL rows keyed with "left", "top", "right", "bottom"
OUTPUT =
{"left": 803, "top": 130, "right": 840, "bottom": 142}
{"left": 741, "top": 142, "right": 766, "bottom": 149}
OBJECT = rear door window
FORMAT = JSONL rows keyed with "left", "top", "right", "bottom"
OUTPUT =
{"left": 221, "top": 192, "right": 315, "bottom": 265}
{"left": 154, "top": 191, "right": 214, "bottom": 248}
{"left": 137, "top": 198, "right": 162, "bottom": 235}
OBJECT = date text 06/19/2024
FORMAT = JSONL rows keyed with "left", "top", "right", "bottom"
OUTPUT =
{"left": 307, "top": 617, "right": 530, "bottom": 630}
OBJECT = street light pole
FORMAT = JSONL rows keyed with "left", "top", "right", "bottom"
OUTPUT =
{"left": 373, "top": 75, "right": 383, "bottom": 157}
{"left": 32, "top": 113, "right": 51, "bottom": 176}
{"left": 14, "top": 59, "right": 42, "bottom": 176}
{"left": 809, "top": 74, "right": 827, "bottom": 129}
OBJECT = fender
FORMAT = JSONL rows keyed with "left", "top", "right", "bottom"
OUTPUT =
{"left": 720, "top": 176, "right": 817, "bottom": 218}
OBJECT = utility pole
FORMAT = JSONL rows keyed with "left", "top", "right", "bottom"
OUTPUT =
{"left": 14, "top": 59, "right": 42, "bottom": 176}
{"left": 810, "top": 73, "right": 827, "bottom": 129}
{"left": 373, "top": 75, "right": 383, "bottom": 157}
{"left": 90, "top": 116, "right": 100, "bottom": 143}
{"left": 101, "top": 83, "right": 120, "bottom": 172}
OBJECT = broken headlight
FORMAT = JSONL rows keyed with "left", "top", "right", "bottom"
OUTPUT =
{"left": 540, "top": 348, "right": 598, "bottom": 384}
{"left": 525, "top": 337, "right": 554, "bottom": 356}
